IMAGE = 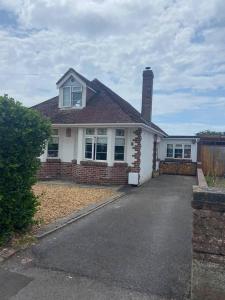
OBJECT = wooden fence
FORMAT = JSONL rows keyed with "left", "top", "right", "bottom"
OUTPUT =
{"left": 198, "top": 137, "right": 225, "bottom": 177}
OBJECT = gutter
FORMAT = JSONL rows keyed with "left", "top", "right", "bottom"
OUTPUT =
{"left": 52, "top": 123, "right": 167, "bottom": 137}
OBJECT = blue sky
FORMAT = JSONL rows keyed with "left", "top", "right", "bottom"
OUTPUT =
{"left": 0, "top": 0, "right": 224, "bottom": 135}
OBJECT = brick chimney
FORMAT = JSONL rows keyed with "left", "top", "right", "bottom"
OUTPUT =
{"left": 141, "top": 67, "right": 154, "bottom": 122}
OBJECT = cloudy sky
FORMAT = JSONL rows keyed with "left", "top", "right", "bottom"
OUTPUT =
{"left": 0, "top": 0, "right": 224, "bottom": 134}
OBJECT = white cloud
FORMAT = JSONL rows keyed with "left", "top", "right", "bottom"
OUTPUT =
{"left": 0, "top": 0, "right": 224, "bottom": 133}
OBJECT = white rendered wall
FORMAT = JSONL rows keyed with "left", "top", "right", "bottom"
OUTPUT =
{"left": 140, "top": 129, "right": 154, "bottom": 184}
{"left": 60, "top": 127, "right": 77, "bottom": 162}
{"left": 158, "top": 138, "right": 198, "bottom": 162}
{"left": 40, "top": 126, "right": 137, "bottom": 166}
{"left": 39, "top": 127, "right": 78, "bottom": 162}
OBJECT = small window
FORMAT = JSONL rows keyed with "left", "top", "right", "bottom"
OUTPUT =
{"left": 174, "top": 144, "right": 183, "bottom": 159}
{"left": 86, "top": 128, "right": 95, "bottom": 135}
{"left": 97, "top": 128, "right": 107, "bottom": 135}
{"left": 71, "top": 86, "right": 82, "bottom": 107}
{"left": 62, "top": 87, "right": 70, "bottom": 107}
{"left": 184, "top": 145, "right": 191, "bottom": 159}
{"left": 115, "top": 137, "right": 125, "bottom": 161}
{"left": 48, "top": 136, "right": 59, "bottom": 157}
{"left": 96, "top": 137, "right": 107, "bottom": 160}
{"left": 166, "top": 144, "right": 173, "bottom": 158}
{"left": 85, "top": 138, "right": 93, "bottom": 159}
{"left": 116, "top": 129, "right": 125, "bottom": 136}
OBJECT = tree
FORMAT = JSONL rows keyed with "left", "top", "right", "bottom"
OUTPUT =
{"left": 196, "top": 130, "right": 225, "bottom": 136}
{"left": 0, "top": 95, "right": 51, "bottom": 245}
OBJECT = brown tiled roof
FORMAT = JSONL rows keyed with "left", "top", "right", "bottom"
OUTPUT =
{"left": 32, "top": 75, "right": 167, "bottom": 136}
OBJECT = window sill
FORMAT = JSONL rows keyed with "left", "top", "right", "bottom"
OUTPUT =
{"left": 80, "top": 160, "right": 108, "bottom": 166}
{"left": 113, "top": 162, "right": 128, "bottom": 167}
{"left": 46, "top": 158, "right": 61, "bottom": 163}
{"left": 59, "top": 106, "right": 84, "bottom": 110}
{"left": 165, "top": 158, "right": 192, "bottom": 162}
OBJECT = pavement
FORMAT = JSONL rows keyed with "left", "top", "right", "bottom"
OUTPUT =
{"left": 0, "top": 175, "right": 196, "bottom": 300}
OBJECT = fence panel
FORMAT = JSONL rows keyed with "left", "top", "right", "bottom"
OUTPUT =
{"left": 199, "top": 145, "right": 225, "bottom": 176}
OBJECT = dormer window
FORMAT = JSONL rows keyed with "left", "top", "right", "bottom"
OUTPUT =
{"left": 62, "top": 86, "right": 82, "bottom": 108}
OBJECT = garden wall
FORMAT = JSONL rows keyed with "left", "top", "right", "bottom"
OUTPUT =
{"left": 159, "top": 160, "right": 197, "bottom": 176}
{"left": 191, "top": 183, "right": 225, "bottom": 299}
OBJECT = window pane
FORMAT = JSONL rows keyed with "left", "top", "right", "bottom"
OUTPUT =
{"left": 166, "top": 144, "right": 173, "bottom": 158}
{"left": 63, "top": 87, "right": 70, "bottom": 106}
{"left": 71, "top": 87, "right": 82, "bottom": 107}
{"left": 97, "top": 128, "right": 107, "bottom": 135}
{"left": 86, "top": 128, "right": 95, "bottom": 135}
{"left": 184, "top": 145, "right": 191, "bottom": 158}
{"left": 48, "top": 136, "right": 59, "bottom": 157}
{"left": 85, "top": 138, "right": 93, "bottom": 159}
{"left": 116, "top": 129, "right": 125, "bottom": 136}
{"left": 174, "top": 144, "right": 183, "bottom": 158}
{"left": 96, "top": 137, "right": 107, "bottom": 160}
{"left": 115, "top": 137, "right": 125, "bottom": 161}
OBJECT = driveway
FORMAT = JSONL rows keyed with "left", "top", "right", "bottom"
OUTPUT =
{"left": 0, "top": 175, "right": 196, "bottom": 300}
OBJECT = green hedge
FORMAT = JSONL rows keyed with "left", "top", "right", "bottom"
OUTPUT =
{"left": 0, "top": 95, "right": 51, "bottom": 245}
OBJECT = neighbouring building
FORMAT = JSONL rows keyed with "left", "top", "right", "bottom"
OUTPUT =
{"left": 33, "top": 67, "right": 198, "bottom": 185}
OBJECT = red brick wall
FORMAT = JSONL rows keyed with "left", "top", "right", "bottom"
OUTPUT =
{"left": 38, "top": 160, "right": 129, "bottom": 184}
{"left": 72, "top": 161, "right": 129, "bottom": 185}
{"left": 37, "top": 159, "right": 61, "bottom": 179}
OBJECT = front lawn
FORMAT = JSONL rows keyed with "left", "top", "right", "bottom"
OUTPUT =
{"left": 33, "top": 183, "right": 117, "bottom": 225}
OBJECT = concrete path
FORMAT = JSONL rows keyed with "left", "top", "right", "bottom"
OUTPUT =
{"left": 0, "top": 175, "right": 196, "bottom": 300}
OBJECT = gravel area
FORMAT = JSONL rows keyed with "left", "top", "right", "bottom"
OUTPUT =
{"left": 33, "top": 183, "right": 117, "bottom": 225}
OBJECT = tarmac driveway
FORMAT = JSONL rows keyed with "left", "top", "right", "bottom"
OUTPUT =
{"left": 0, "top": 175, "right": 196, "bottom": 300}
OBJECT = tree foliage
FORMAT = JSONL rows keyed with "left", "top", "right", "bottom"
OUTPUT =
{"left": 196, "top": 130, "right": 225, "bottom": 136}
{"left": 0, "top": 95, "right": 51, "bottom": 245}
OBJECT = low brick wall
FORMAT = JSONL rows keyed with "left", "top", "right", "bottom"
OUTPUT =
{"left": 191, "top": 185, "right": 225, "bottom": 299}
{"left": 37, "top": 160, "right": 130, "bottom": 185}
{"left": 37, "top": 159, "right": 61, "bottom": 179}
{"left": 73, "top": 161, "right": 129, "bottom": 185}
{"left": 159, "top": 160, "right": 197, "bottom": 176}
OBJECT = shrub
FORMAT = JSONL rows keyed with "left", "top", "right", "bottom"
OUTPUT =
{"left": 0, "top": 95, "right": 51, "bottom": 245}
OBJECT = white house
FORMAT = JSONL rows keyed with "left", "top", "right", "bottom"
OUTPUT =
{"left": 33, "top": 67, "right": 197, "bottom": 185}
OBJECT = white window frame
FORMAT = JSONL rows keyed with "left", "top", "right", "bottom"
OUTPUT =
{"left": 47, "top": 129, "right": 59, "bottom": 158}
{"left": 62, "top": 86, "right": 82, "bottom": 108}
{"left": 114, "top": 128, "right": 126, "bottom": 162}
{"left": 84, "top": 128, "right": 108, "bottom": 162}
{"left": 166, "top": 143, "right": 192, "bottom": 160}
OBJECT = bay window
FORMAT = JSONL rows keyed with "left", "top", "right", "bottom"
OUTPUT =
{"left": 84, "top": 128, "right": 108, "bottom": 161}
{"left": 114, "top": 129, "right": 125, "bottom": 161}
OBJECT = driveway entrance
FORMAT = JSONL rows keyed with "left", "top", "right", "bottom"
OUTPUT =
{"left": 1, "top": 175, "right": 196, "bottom": 300}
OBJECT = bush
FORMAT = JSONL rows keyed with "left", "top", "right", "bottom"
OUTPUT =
{"left": 0, "top": 95, "right": 51, "bottom": 245}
